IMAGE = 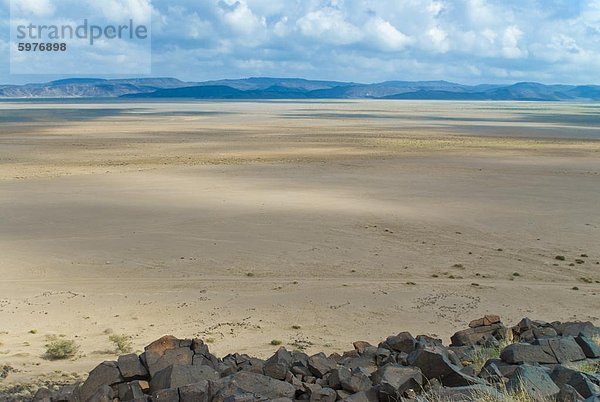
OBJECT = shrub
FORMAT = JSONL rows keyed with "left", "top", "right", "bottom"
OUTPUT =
{"left": 108, "top": 334, "right": 133, "bottom": 354}
{"left": 270, "top": 339, "right": 283, "bottom": 346}
{"left": 44, "top": 336, "right": 79, "bottom": 360}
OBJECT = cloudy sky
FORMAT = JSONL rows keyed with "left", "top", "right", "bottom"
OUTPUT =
{"left": 1, "top": 0, "right": 600, "bottom": 84}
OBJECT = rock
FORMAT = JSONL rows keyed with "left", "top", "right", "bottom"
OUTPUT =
{"left": 341, "top": 370, "right": 372, "bottom": 393}
{"left": 507, "top": 364, "right": 560, "bottom": 401}
{"left": 554, "top": 322, "right": 599, "bottom": 338}
{"left": 450, "top": 323, "right": 505, "bottom": 346}
{"left": 353, "top": 341, "right": 374, "bottom": 355}
{"left": 576, "top": 336, "right": 600, "bottom": 358}
{"left": 150, "top": 364, "right": 219, "bottom": 393}
{"left": 557, "top": 384, "right": 587, "bottom": 402}
{"left": 87, "top": 384, "right": 113, "bottom": 402}
{"left": 213, "top": 371, "right": 296, "bottom": 399}
{"left": 54, "top": 384, "right": 80, "bottom": 402}
{"left": 264, "top": 347, "right": 292, "bottom": 380}
{"left": 341, "top": 387, "right": 379, "bottom": 402}
{"left": 551, "top": 365, "right": 600, "bottom": 398}
{"left": 328, "top": 367, "right": 351, "bottom": 390}
{"left": 117, "top": 381, "right": 146, "bottom": 400}
{"left": 379, "top": 332, "right": 417, "bottom": 354}
{"left": 118, "top": 353, "right": 149, "bottom": 381}
{"left": 178, "top": 380, "right": 211, "bottom": 402}
{"left": 142, "top": 335, "right": 193, "bottom": 377}
{"left": 534, "top": 337, "right": 587, "bottom": 363}
{"left": 33, "top": 388, "right": 53, "bottom": 402}
{"left": 308, "top": 353, "right": 338, "bottom": 378}
{"left": 501, "top": 343, "right": 558, "bottom": 364}
{"left": 407, "top": 346, "right": 481, "bottom": 387}
{"left": 152, "top": 388, "right": 180, "bottom": 401}
{"left": 469, "top": 315, "right": 501, "bottom": 328}
{"left": 80, "top": 361, "right": 124, "bottom": 402}
{"left": 309, "top": 387, "right": 337, "bottom": 402}
{"left": 479, "top": 359, "right": 517, "bottom": 382}
{"left": 371, "top": 364, "right": 422, "bottom": 401}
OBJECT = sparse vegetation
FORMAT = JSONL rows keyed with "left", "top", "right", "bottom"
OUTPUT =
{"left": 567, "top": 360, "right": 600, "bottom": 374}
{"left": 270, "top": 339, "right": 283, "bottom": 346}
{"left": 44, "top": 336, "right": 79, "bottom": 360}
{"left": 292, "top": 325, "right": 301, "bottom": 330}
{"left": 246, "top": 272, "right": 255, "bottom": 277}
{"left": 108, "top": 334, "right": 132, "bottom": 354}
{"left": 28, "top": 329, "right": 37, "bottom": 334}
{"left": 466, "top": 339, "right": 513, "bottom": 372}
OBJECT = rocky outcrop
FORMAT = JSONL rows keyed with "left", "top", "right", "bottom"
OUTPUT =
{"left": 27, "top": 316, "right": 600, "bottom": 402}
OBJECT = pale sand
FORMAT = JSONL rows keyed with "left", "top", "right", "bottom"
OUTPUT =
{"left": 0, "top": 100, "right": 599, "bottom": 385}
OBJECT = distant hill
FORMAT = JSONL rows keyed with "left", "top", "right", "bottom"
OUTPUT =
{"left": 2, "top": 77, "right": 600, "bottom": 101}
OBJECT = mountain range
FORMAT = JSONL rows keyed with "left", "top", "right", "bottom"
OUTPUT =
{"left": 1, "top": 77, "right": 600, "bottom": 101}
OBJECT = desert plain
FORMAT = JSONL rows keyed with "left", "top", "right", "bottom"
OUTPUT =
{"left": 0, "top": 100, "right": 599, "bottom": 386}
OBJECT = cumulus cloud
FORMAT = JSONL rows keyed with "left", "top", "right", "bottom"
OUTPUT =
{"left": 2, "top": 0, "right": 600, "bottom": 84}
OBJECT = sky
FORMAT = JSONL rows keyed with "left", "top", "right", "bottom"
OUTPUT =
{"left": 1, "top": 0, "right": 600, "bottom": 85}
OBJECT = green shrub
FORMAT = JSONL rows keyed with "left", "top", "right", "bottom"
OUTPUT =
{"left": 108, "top": 334, "right": 132, "bottom": 354}
{"left": 44, "top": 336, "right": 79, "bottom": 360}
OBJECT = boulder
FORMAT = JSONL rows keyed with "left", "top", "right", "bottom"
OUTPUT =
{"left": 341, "top": 387, "right": 379, "bottom": 402}
{"left": 264, "top": 347, "right": 292, "bottom": 380}
{"left": 117, "top": 381, "right": 146, "bottom": 400}
{"left": 213, "top": 371, "right": 296, "bottom": 400}
{"left": 507, "top": 364, "right": 560, "bottom": 401}
{"left": 308, "top": 386, "right": 337, "bottom": 402}
{"left": 150, "top": 364, "right": 219, "bottom": 393}
{"left": 308, "top": 353, "right": 338, "bottom": 378}
{"left": 142, "top": 335, "right": 193, "bottom": 377}
{"left": 407, "top": 346, "right": 481, "bottom": 387}
{"left": 80, "top": 361, "right": 124, "bottom": 402}
{"left": 371, "top": 364, "right": 422, "bottom": 401}
{"left": 469, "top": 315, "right": 501, "bottom": 328}
{"left": 86, "top": 384, "right": 113, "bottom": 402}
{"left": 178, "top": 380, "right": 211, "bottom": 402}
{"left": 450, "top": 323, "right": 505, "bottom": 347}
{"left": 500, "top": 343, "right": 558, "bottom": 364}
{"left": 553, "top": 322, "right": 599, "bottom": 338}
{"left": 118, "top": 353, "right": 149, "bottom": 381}
{"left": 551, "top": 365, "right": 600, "bottom": 398}
{"left": 152, "top": 388, "right": 179, "bottom": 402}
{"left": 557, "top": 384, "right": 586, "bottom": 402}
{"left": 32, "top": 388, "right": 53, "bottom": 402}
{"left": 534, "top": 337, "right": 587, "bottom": 363}
{"left": 340, "top": 370, "right": 372, "bottom": 393}
{"left": 576, "top": 336, "right": 600, "bottom": 358}
{"left": 379, "top": 332, "right": 417, "bottom": 354}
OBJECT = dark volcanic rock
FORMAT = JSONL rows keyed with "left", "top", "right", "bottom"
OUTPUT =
{"left": 80, "top": 361, "right": 124, "bottom": 402}
{"left": 551, "top": 365, "right": 600, "bottom": 398}
{"left": 150, "top": 364, "right": 219, "bottom": 393}
{"left": 178, "top": 380, "right": 211, "bottom": 402}
{"left": 407, "top": 346, "right": 482, "bottom": 387}
{"left": 118, "top": 353, "right": 149, "bottom": 381}
{"left": 576, "top": 336, "right": 600, "bottom": 358}
{"left": 142, "top": 335, "right": 194, "bottom": 377}
{"left": 534, "top": 337, "right": 587, "bottom": 363}
{"left": 371, "top": 364, "right": 422, "bottom": 401}
{"left": 214, "top": 371, "right": 296, "bottom": 399}
{"left": 501, "top": 343, "right": 559, "bottom": 364}
{"left": 379, "top": 332, "right": 417, "bottom": 354}
{"left": 308, "top": 353, "right": 338, "bottom": 378}
{"left": 507, "top": 364, "right": 560, "bottom": 401}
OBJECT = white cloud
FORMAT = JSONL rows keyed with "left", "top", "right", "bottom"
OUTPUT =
{"left": 501, "top": 25, "right": 525, "bottom": 58}
{"left": 12, "top": 0, "right": 55, "bottom": 17}
{"left": 296, "top": 7, "right": 362, "bottom": 45}
{"left": 427, "top": 26, "right": 449, "bottom": 53}
{"left": 364, "top": 17, "right": 411, "bottom": 52}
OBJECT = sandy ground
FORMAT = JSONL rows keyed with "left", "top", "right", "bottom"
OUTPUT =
{"left": 0, "top": 100, "right": 599, "bottom": 386}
